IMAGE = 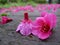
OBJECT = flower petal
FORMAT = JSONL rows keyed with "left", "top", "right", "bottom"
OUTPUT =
{"left": 16, "top": 22, "right": 23, "bottom": 32}
{"left": 44, "top": 13, "right": 57, "bottom": 29}
{"left": 20, "top": 23, "right": 32, "bottom": 36}
{"left": 40, "top": 11, "right": 48, "bottom": 17}
{"left": 32, "top": 30, "right": 38, "bottom": 36}
{"left": 37, "top": 30, "right": 52, "bottom": 40}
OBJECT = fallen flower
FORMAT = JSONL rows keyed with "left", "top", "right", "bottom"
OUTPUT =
{"left": 0, "top": 16, "right": 12, "bottom": 24}
{"left": 32, "top": 13, "right": 56, "bottom": 40}
{"left": 16, "top": 12, "right": 32, "bottom": 36}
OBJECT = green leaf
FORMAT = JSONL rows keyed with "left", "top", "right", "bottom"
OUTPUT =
{"left": 1, "top": 13, "right": 7, "bottom": 16}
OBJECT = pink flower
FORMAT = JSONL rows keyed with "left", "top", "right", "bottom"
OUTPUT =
{"left": 8, "top": 6, "right": 19, "bottom": 14}
{"left": 46, "top": 5, "right": 51, "bottom": 11}
{"left": 16, "top": 12, "right": 32, "bottom": 36}
{"left": 0, "top": 8, "right": 7, "bottom": 14}
{"left": 24, "top": 5, "right": 34, "bottom": 12}
{"left": 35, "top": 5, "right": 42, "bottom": 12}
{"left": 52, "top": 7, "right": 57, "bottom": 13}
{"left": 12, "top": 9, "right": 19, "bottom": 13}
{"left": 16, "top": 6, "right": 25, "bottom": 11}
{"left": 0, "top": 16, "right": 12, "bottom": 24}
{"left": 32, "top": 13, "right": 56, "bottom": 40}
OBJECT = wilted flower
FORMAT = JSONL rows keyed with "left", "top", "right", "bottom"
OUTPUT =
{"left": 16, "top": 12, "right": 32, "bottom": 36}
{"left": 1, "top": 16, "right": 12, "bottom": 24}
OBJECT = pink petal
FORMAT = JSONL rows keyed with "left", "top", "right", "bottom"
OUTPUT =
{"left": 40, "top": 11, "right": 48, "bottom": 17}
{"left": 24, "top": 5, "right": 34, "bottom": 12}
{"left": 1, "top": 16, "right": 12, "bottom": 24}
{"left": 37, "top": 30, "right": 52, "bottom": 40}
{"left": 44, "top": 13, "right": 57, "bottom": 29}
{"left": 32, "top": 29, "right": 39, "bottom": 36}
{"left": 35, "top": 17, "right": 46, "bottom": 26}
{"left": 20, "top": 22, "right": 32, "bottom": 36}
{"left": 16, "top": 22, "right": 23, "bottom": 32}
{"left": 1, "top": 16, "right": 8, "bottom": 24}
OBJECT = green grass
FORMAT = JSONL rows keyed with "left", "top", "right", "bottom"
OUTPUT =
{"left": 0, "top": 1, "right": 38, "bottom": 8}
{"left": 0, "top": 0, "right": 57, "bottom": 8}
{"left": 27, "top": 1, "right": 38, "bottom": 7}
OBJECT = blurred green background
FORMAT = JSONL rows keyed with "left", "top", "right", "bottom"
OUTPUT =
{"left": 0, "top": 0, "right": 60, "bottom": 8}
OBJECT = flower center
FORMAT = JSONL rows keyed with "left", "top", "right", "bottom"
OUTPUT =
{"left": 41, "top": 23, "right": 50, "bottom": 33}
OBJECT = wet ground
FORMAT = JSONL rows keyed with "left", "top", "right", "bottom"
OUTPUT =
{"left": 0, "top": 9, "right": 60, "bottom": 45}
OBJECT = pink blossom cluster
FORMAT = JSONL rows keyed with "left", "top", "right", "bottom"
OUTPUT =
{"left": 0, "top": 4, "right": 60, "bottom": 14}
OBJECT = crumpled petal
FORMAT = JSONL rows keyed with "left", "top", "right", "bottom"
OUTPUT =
{"left": 16, "top": 12, "right": 33, "bottom": 36}
{"left": 16, "top": 22, "right": 23, "bottom": 32}
{"left": 1, "top": 16, "right": 12, "bottom": 24}
{"left": 16, "top": 22, "right": 32, "bottom": 36}
{"left": 20, "top": 22, "right": 32, "bottom": 36}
